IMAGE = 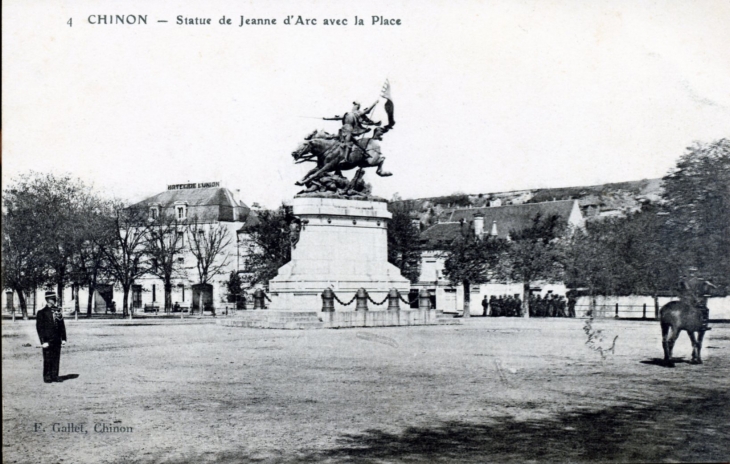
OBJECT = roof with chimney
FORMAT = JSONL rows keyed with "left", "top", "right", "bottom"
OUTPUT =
{"left": 420, "top": 200, "right": 583, "bottom": 249}
{"left": 133, "top": 187, "right": 257, "bottom": 225}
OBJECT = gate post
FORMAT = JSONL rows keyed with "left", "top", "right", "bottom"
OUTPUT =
{"left": 355, "top": 288, "right": 369, "bottom": 311}
{"left": 419, "top": 289, "right": 431, "bottom": 310}
{"left": 321, "top": 288, "right": 335, "bottom": 312}
{"left": 387, "top": 289, "right": 400, "bottom": 311}
{"left": 253, "top": 289, "right": 265, "bottom": 310}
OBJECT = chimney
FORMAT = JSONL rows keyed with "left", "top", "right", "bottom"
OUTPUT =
{"left": 473, "top": 214, "right": 484, "bottom": 237}
{"left": 490, "top": 220, "right": 498, "bottom": 237}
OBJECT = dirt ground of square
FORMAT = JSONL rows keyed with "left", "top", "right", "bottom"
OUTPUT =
{"left": 2, "top": 316, "right": 729, "bottom": 463}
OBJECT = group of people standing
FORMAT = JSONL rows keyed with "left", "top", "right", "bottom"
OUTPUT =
{"left": 481, "top": 295, "right": 523, "bottom": 317}
{"left": 478, "top": 293, "right": 578, "bottom": 318}
{"left": 528, "top": 293, "right": 576, "bottom": 318}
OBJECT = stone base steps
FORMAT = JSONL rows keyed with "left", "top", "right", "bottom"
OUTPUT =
{"left": 218, "top": 309, "right": 462, "bottom": 330}
{"left": 436, "top": 314, "right": 462, "bottom": 325}
{"left": 218, "top": 311, "right": 324, "bottom": 329}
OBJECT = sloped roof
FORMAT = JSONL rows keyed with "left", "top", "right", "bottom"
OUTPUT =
{"left": 136, "top": 187, "right": 247, "bottom": 208}
{"left": 420, "top": 222, "right": 465, "bottom": 248}
{"left": 422, "top": 200, "right": 578, "bottom": 248}
{"left": 133, "top": 187, "right": 253, "bottom": 223}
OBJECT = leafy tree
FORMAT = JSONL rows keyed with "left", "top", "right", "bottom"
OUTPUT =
{"left": 1, "top": 172, "right": 96, "bottom": 313}
{"left": 143, "top": 214, "right": 186, "bottom": 312}
{"left": 68, "top": 197, "right": 116, "bottom": 316}
{"left": 186, "top": 218, "right": 232, "bottom": 310}
{"left": 661, "top": 138, "right": 730, "bottom": 292}
{"left": 226, "top": 271, "right": 245, "bottom": 308}
{"left": 103, "top": 203, "right": 151, "bottom": 317}
{"left": 387, "top": 202, "right": 422, "bottom": 283}
{"left": 242, "top": 207, "right": 291, "bottom": 287}
{"left": 442, "top": 220, "right": 507, "bottom": 317}
{"left": 1, "top": 208, "right": 45, "bottom": 319}
{"left": 564, "top": 220, "right": 622, "bottom": 313}
{"left": 496, "top": 214, "right": 567, "bottom": 316}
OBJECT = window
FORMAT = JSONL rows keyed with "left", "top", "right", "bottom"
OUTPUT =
{"left": 176, "top": 205, "right": 186, "bottom": 220}
{"left": 177, "top": 257, "right": 185, "bottom": 264}
{"left": 149, "top": 206, "right": 159, "bottom": 220}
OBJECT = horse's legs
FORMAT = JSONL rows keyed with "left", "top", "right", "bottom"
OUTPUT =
{"left": 375, "top": 157, "right": 392, "bottom": 177}
{"left": 661, "top": 323, "right": 673, "bottom": 367}
{"left": 696, "top": 330, "right": 706, "bottom": 364}
{"left": 687, "top": 331, "right": 700, "bottom": 364}
{"left": 662, "top": 323, "right": 681, "bottom": 367}
{"left": 299, "top": 158, "right": 340, "bottom": 185}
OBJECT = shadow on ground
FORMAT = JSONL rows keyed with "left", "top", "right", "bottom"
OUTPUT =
{"left": 639, "top": 357, "right": 693, "bottom": 367}
{"left": 57, "top": 374, "right": 79, "bottom": 382}
{"left": 167, "top": 388, "right": 729, "bottom": 463}
{"left": 305, "top": 389, "right": 728, "bottom": 463}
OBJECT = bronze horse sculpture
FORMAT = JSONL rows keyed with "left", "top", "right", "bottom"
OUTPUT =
{"left": 659, "top": 301, "right": 707, "bottom": 367}
{"left": 292, "top": 130, "right": 392, "bottom": 186}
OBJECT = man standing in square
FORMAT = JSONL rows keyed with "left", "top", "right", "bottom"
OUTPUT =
{"left": 36, "top": 291, "right": 67, "bottom": 383}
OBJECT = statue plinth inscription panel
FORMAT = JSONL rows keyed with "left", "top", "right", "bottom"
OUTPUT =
{"left": 268, "top": 196, "right": 410, "bottom": 311}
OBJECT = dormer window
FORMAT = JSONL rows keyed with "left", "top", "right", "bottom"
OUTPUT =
{"left": 149, "top": 206, "right": 159, "bottom": 220}
{"left": 174, "top": 202, "right": 188, "bottom": 220}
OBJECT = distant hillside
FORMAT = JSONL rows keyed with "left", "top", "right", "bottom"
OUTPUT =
{"left": 395, "top": 178, "right": 664, "bottom": 227}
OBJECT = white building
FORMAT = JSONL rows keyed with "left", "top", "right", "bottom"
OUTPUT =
{"left": 2, "top": 184, "right": 258, "bottom": 316}
{"left": 415, "top": 200, "right": 584, "bottom": 314}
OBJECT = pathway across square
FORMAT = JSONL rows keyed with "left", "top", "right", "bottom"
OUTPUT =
{"left": 2, "top": 317, "right": 729, "bottom": 463}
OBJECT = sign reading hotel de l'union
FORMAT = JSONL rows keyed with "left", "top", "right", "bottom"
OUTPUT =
{"left": 167, "top": 181, "right": 220, "bottom": 190}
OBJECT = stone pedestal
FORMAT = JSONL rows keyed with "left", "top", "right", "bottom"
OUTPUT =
{"left": 268, "top": 196, "right": 410, "bottom": 311}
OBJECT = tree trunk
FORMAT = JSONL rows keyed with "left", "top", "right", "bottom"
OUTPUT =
{"left": 74, "top": 284, "right": 80, "bottom": 316}
{"left": 57, "top": 281, "right": 64, "bottom": 310}
{"left": 164, "top": 281, "right": 172, "bottom": 313}
{"left": 463, "top": 280, "right": 471, "bottom": 318}
{"left": 589, "top": 290, "right": 597, "bottom": 318}
{"left": 16, "top": 289, "right": 29, "bottom": 320}
{"left": 523, "top": 282, "right": 531, "bottom": 318}
{"left": 122, "top": 285, "right": 130, "bottom": 318}
{"left": 87, "top": 283, "right": 94, "bottom": 316}
{"left": 88, "top": 272, "right": 98, "bottom": 317}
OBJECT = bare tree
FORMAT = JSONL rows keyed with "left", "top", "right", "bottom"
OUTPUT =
{"left": 143, "top": 214, "right": 186, "bottom": 313}
{"left": 103, "top": 203, "right": 151, "bottom": 317}
{"left": 69, "top": 197, "right": 116, "bottom": 316}
{"left": 186, "top": 218, "right": 232, "bottom": 312}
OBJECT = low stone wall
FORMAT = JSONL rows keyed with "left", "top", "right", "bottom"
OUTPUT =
{"left": 320, "top": 309, "right": 442, "bottom": 328}
{"left": 218, "top": 309, "right": 459, "bottom": 329}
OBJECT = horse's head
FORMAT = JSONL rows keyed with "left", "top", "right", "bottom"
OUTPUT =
{"left": 292, "top": 139, "right": 314, "bottom": 163}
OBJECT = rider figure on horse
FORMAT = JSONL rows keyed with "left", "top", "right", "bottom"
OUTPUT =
{"left": 677, "top": 267, "right": 716, "bottom": 331}
{"left": 323, "top": 101, "right": 380, "bottom": 163}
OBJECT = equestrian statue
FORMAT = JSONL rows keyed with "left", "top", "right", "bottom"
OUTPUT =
{"left": 293, "top": 80, "right": 396, "bottom": 197}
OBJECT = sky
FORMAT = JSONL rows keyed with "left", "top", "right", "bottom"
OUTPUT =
{"left": 3, "top": 0, "right": 730, "bottom": 208}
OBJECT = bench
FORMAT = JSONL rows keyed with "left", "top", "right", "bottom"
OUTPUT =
{"left": 143, "top": 304, "right": 160, "bottom": 313}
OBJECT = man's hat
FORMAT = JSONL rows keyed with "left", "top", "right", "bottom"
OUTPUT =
{"left": 44, "top": 291, "right": 57, "bottom": 300}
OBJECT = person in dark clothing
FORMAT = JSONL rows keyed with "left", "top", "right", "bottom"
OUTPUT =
{"left": 534, "top": 295, "right": 543, "bottom": 317}
{"left": 677, "top": 269, "right": 716, "bottom": 331}
{"left": 489, "top": 295, "right": 498, "bottom": 317}
{"left": 36, "top": 291, "right": 67, "bottom": 383}
{"left": 556, "top": 296, "right": 567, "bottom": 317}
{"left": 567, "top": 292, "right": 577, "bottom": 318}
{"left": 481, "top": 296, "right": 489, "bottom": 317}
